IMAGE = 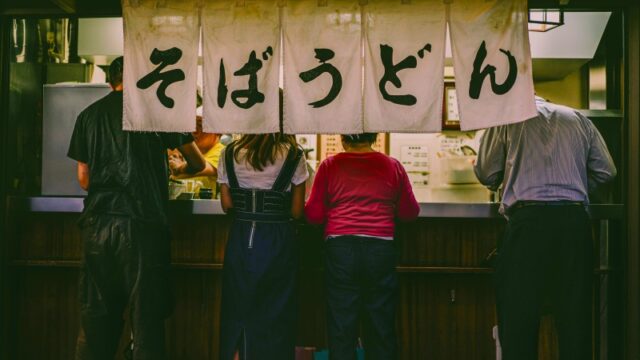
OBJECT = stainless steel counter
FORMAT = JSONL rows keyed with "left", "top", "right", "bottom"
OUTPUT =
{"left": 7, "top": 196, "right": 625, "bottom": 220}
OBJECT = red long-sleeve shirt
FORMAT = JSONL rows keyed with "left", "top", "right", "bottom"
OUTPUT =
{"left": 305, "top": 152, "right": 420, "bottom": 238}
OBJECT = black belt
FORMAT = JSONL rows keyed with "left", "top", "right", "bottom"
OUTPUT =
{"left": 512, "top": 200, "right": 584, "bottom": 210}
{"left": 230, "top": 188, "right": 291, "bottom": 214}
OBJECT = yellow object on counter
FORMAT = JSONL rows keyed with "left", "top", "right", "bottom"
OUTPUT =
{"left": 188, "top": 142, "right": 225, "bottom": 197}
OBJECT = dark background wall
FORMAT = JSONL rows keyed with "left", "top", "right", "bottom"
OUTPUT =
{"left": 624, "top": 3, "right": 640, "bottom": 360}
{"left": 0, "top": 14, "right": 10, "bottom": 360}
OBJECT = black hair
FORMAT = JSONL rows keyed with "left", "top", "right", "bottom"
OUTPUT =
{"left": 341, "top": 133, "right": 378, "bottom": 145}
{"left": 108, "top": 56, "right": 124, "bottom": 87}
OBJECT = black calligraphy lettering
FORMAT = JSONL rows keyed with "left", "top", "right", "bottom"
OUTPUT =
{"left": 217, "top": 48, "right": 272, "bottom": 109}
{"left": 217, "top": 59, "right": 228, "bottom": 108}
{"left": 468, "top": 40, "right": 517, "bottom": 100}
{"left": 418, "top": 44, "right": 432, "bottom": 59}
{"left": 378, "top": 44, "right": 418, "bottom": 106}
{"left": 262, "top": 46, "right": 273, "bottom": 61}
{"left": 299, "top": 48, "right": 343, "bottom": 108}
{"left": 136, "top": 47, "right": 185, "bottom": 108}
{"left": 230, "top": 50, "right": 266, "bottom": 109}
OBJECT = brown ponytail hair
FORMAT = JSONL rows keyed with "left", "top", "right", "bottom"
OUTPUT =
{"left": 233, "top": 134, "right": 298, "bottom": 171}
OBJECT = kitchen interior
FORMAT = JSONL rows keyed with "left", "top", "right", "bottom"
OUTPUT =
{"left": 0, "top": 3, "right": 632, "bottom": 360}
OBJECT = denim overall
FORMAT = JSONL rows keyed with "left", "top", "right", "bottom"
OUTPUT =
{"left": 219, "top": 143, "right": 302, "bottom": 360}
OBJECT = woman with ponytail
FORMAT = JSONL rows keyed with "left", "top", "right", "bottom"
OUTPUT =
{"left": 217, "top": 132, "right": 308, "bottom": 360}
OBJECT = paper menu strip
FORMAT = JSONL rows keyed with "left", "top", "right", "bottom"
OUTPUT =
{"left": 408, "top": 172, "right": 430, "bottom": 188}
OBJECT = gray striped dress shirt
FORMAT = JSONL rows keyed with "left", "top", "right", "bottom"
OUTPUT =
{"left": 474, "top": 97, "right": 617, "bottom": 215}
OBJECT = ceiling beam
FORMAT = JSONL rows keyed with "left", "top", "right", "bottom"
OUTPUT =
{"left": 0, "top": 0, "right": 630, "bottom": 17}
{"left": 530, "top": 0, "right": 626, "bottom": 9}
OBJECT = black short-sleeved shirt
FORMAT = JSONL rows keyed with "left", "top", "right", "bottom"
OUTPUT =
{"left": 67, "top": 91, "right": 193, "bottom": 224}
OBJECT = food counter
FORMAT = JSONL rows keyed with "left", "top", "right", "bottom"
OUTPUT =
{"left": 7, "top": 196, "right": 625, "bottom": 219}
{"left": 2, "top": 196, "right": 623, "bottom": 359}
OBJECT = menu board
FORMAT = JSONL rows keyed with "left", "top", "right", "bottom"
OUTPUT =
{"left": 399, "top": 145, "right": 429, "bottom": 172}
{"left": 399, "top": 145, "right": 430, "bottom": 188}
{"left": 318, "top": 134, "right": 388, "bottom": 163}
{"left": 439, "top": 135, "right": 465, "bottom": 155}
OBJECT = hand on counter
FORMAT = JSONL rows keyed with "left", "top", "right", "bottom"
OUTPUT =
{"left": 168, "top": 153, "right": 187, "bottom": 177}
{"left": 167, "top": 142, "right": 209, "bottom": 178}
{"left": 169, "top": 153, "right": 216, "bottom": 179}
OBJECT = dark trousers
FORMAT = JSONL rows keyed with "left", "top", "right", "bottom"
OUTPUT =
{"left": 325, "top": 236, "right": 398, "bottom": 360}
{"left": 75, "top": 215, "right": 173, "bottom": 360}
{"left": 496, "top": 205, "right": 593, "bottom": 360}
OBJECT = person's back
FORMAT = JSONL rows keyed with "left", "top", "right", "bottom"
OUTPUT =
{"left": 70, "top": 91, "right": 184, "bottom": 224}
{"left": 220, "top": 144, "right": 305, "bottom": 190}
{"left": 475, "top": 96, "right": 616, "bottom": 214}
{"left": 306, "top": 151, "right": 418, "bottom": 238}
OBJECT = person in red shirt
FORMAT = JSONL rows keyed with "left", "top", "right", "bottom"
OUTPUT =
{"left": 305, "top": 133, "right": 419, "bottom": 360}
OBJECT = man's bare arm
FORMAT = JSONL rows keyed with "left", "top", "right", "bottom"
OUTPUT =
{"left": 173, "top": 142, "right": 207, "bottom": 176}
{"left": 77, "top": 162, "right": 89, "bottom": 191}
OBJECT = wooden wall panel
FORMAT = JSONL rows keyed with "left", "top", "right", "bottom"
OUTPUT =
{"left": 166, "top": 271, "right": 222, "bottom": 359}
{"left": 10, "top": 267, "right": 81, "bottom": 360}
{"left": 396, "top": 275, "right": 497, "bottom": 360}
{"left": 396, "top": 219, "right": 504, "bottom": 267}
{"left": 2, "top": 212, "right": 583, "bottom": 360}
{"left": 11, "top": 213, "right": 82, "bottom": 261}
{"left": 169, "top": 215, "right": 230, "bottom": 265}
{"left": 451, "top": 276, "right": 497, "bottom": 359}
{"left": 397, "top": 275, "right": 456, "bottom": 359}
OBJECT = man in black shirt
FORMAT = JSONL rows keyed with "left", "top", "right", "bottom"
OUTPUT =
{"left": 67, "top": 57, "right": 208, "bottom": 360}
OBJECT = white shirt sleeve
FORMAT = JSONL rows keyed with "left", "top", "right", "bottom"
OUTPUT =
{"left": 217, "top": 147, "right": 228, "bottom": 185}
{"left": 291, "top": 155, "right": 310, "bottom": 186}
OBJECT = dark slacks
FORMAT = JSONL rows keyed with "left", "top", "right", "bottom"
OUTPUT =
{"left": 325, "top": 236, "right": 398, "bottom": 360}
{"left": 75, "top": 214, "right": 173, "bottom": 360}
{"left": 496, "top": 205, "right": 593, "bottom": 360}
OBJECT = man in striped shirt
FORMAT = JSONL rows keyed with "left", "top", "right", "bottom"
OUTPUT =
{"left": 474, "top": 96, "right": 616, "bottom": 360}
